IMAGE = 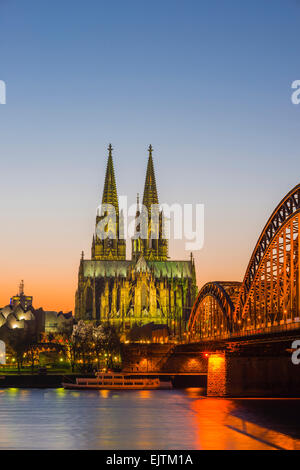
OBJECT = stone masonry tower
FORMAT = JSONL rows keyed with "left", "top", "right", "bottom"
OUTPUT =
{"left": 92, "top": 144, "right": 126, "bottom": 261}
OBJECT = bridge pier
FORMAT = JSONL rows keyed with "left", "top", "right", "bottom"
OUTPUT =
{"left": 207, "top": 349, "right": 300, "bottom": 397}
{"left": 207, "top": 353, "right": 227, "bottom": 396}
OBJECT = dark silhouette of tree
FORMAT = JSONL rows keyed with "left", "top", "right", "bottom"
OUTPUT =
{"left": 100, "top": 323, "right": 121, "bottom": 368}
{"left": 9, "top": 329, "right": 37, "bottom": 372}
{"left": 25, "top": 339, "right": 39, "bottom": 371}
{"left": 55, "top": 324, "right": 81, "bottom": 372}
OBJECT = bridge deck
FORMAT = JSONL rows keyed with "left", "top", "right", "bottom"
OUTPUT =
{"left": 121, "top": 372, "right": 207, "bottom": 376}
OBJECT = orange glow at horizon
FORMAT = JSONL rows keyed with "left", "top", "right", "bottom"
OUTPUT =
{"left": 0, "top": 253, "right": 246, "bottom": 313}
{"left": 0, "top": 253, "right": 78, "bottom": 313}
{"left": 0, "top": 233, "right": 249, "bottom": 313}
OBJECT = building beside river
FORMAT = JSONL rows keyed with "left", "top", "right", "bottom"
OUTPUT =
{"left": 75, "top": 145, "right": 197, "bottom": 336}
{"left": 0, "top": 282, "right": 73, "bottom": 339}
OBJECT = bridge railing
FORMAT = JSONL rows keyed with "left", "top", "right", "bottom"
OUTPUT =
{"left": 190, "top": 318, "right": 300, "bottom": 342}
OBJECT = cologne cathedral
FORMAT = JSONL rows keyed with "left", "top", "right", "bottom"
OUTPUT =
{"left": 75, "top": 145, "right": 197, "bottom": 335}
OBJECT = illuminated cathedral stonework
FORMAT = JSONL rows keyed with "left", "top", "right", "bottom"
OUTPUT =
{"left": 75, "top": 145, "right": 197, "bottom": 335}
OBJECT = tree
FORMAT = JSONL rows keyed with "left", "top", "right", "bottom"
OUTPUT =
{"left": 99, "top": 323, "right": 121, "bottom": 369}
{"left": 56, "top": 321, "right": 121, "bottom": 371}
{"left": 9, "top": 328, "right": 37, "bottom": 372}
{"left": 55, "top": 323, "right": 82, "bottom": 372}
{"left": 72, "top": 321, "right": 93, "bottom": 369}
{"left": 25, "top": 339, "right": 40, "bottom": 371}
{"left": 92, "top": 324, "right": 106, "bottom": 369}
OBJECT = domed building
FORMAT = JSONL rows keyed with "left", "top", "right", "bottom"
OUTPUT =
{"left": 0, "top": 281, "right": 35, "bottom": 331}
{"left": 0, "top": 282, "right": 73, "bottom": 338}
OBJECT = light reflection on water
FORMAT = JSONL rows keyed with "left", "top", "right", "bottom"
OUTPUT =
{"left": 0, "top": 388, "right": 299, "bottom": 450}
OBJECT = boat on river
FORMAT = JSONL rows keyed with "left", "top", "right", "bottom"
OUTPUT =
{"left": 62, "top": 372, "right": 172, "bottom": 390}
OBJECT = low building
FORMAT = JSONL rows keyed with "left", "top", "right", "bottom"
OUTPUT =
{"left": 43, "top": 311, "right": 73, "bottom": 333}
{"left": 128, "top": 322, "right": 170, "bottom": 343}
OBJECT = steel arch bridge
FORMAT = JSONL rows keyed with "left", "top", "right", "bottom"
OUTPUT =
{"left": 188, "top": 183, "right": 300, "bottom": 340}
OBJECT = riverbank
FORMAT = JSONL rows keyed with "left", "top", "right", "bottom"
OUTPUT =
{"left": 0, "top": 373, "right": 207, "bottom": 389}
{"left": 0, "top": 374, "right": 87, "bottom": 388}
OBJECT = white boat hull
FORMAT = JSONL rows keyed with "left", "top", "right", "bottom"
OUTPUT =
{"left": 62, "top": 373, "right": 172, "bottom": 390}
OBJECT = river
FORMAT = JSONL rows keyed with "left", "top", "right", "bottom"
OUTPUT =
{"left": 0, "top": 388, "right": 299, "bottom": 450}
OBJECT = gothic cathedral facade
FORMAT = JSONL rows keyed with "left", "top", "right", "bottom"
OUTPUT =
{"left": 75, "top": 145, "right": 197, "bottom": 336}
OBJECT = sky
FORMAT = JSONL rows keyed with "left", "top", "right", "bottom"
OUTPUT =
{"left": 0, "top": 0, "right": 299, "bottom": 312}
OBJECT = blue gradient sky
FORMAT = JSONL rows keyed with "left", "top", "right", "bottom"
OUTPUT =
{"left": 0, "top": 0, "right": 299, "bottom": 310}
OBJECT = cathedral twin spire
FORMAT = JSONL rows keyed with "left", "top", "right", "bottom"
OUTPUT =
{"left": 94, "top": 144, "right": 167, "bottom": 261}
{"left": 101, "top": 143, "right": 158, "bottom": 214}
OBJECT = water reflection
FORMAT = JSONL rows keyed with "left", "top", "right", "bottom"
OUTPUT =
{"left": 99, "top": 389, "right": 109, "bottom": 398}
{"left": 0, "top": 388, "right": 299, "bottom": 449}
{"left": 190, "top": 397, "right": 300, "bottom": 450}
{"left": 184, "top": 387, "right": 206, "bottom": 398}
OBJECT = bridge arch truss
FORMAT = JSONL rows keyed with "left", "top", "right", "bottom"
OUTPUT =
{"left": 188, "top": 184, "right": 300, "bottom": 339}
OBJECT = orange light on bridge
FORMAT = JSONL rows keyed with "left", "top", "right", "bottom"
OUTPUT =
{"left": 208, "top": 354, "right": 225, "bottom": 372}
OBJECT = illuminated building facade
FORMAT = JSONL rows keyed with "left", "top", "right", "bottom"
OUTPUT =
{"left": 75, "top": 145, "right": 197, "bottom": 335}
